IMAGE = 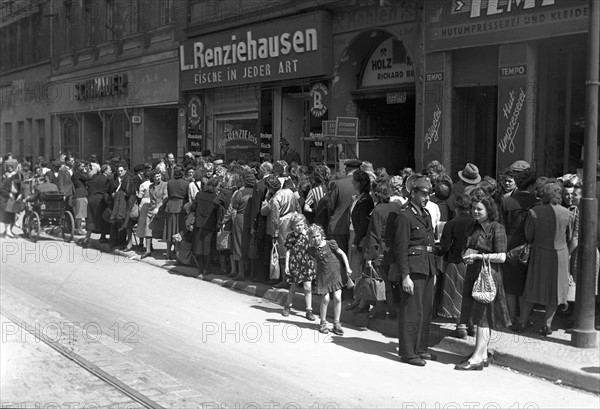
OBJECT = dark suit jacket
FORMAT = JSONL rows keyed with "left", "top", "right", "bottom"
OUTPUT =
{"left": 394, "top": 202, "right": 437, "bottom": 280}
{"left": 350, "top": 193, "right": 374, "bottom": 247}
{"left": 57, "top": 166, "right": 74, "bottom": 197}
{"left": 328, "top": 174, "right": 355, "bottom": 236}
{"left": 364, "top": 201, "right": 403, "bottom": 265}
{"left": 72, "top": 171, "right": 90, "bottom": 198}
{"left": 192, "top": 191, "right": 218, "bottom": 231}
{"left": 250, "top": 178, "right": 268, "bottom": 235}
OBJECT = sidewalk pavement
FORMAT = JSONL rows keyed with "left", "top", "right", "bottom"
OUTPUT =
{"left": 83, "top": 234, "right": 600, "bottom": 394}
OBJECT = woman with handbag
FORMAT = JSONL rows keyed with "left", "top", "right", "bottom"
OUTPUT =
{"left": 456, "top": 190, "right": 510, "bottom": 371}
{"left": 215, "top": 171, "right": 236, "bottom": 276}
{"left": 500, "top": 168, "right": 537, "bottom": 323}
{"left": 514, "top": 182, "right": 574, "bottom": 336}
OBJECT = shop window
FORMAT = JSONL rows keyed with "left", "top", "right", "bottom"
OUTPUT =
{"left": 62, "top": 116, "right": 80, "bottom": 158}
{"left": 215, "top": 113, "right": 260, "bottom": 164}
{"left": 105, "top": 112, "right": 130, "bottom": 163}
{"left": 537, "top": 35, "right": 588, "bottom": 177}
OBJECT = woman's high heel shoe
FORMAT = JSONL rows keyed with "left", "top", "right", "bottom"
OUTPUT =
{"left": 454, "top": 360, "right": 485, "bottom": 371}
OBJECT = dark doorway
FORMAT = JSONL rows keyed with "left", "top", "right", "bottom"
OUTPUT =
{"left": 452, "top": 86, "right": 498, "bottom": 179}
{"left": 356, "top": 93, "right": 415, "bottom": 174}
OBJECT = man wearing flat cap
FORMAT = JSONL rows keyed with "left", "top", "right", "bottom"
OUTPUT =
{"left": 394, "top": 175, "right": 438, "bottom": 367}
{"left": 328, "top": 158, "right": 363, "bottom": 254}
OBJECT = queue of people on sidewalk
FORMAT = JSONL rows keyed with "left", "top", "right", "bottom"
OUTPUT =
{"left": 1, "top": 149, "right": 598, "bottom": 370}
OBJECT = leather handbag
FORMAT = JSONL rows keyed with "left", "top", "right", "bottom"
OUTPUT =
{"left": 356, "top": 265, "right": 386, "bottom": 301}
{"left": 216, "top": 229, "right": 231, "bottom": 251}
{"left": 472, "top": 255, "right": 497, "bottom": 304}
{"left": 506, "top": 242, "right": 532, "bottom": 265}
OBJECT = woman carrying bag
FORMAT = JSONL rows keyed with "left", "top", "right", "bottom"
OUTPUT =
{"left": 456, "top": 190, "right": 510, "bottom": 371}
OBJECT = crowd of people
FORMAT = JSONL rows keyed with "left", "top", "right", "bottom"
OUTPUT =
{"left": 1, "top": 147, "right": 598, "bottom": 370}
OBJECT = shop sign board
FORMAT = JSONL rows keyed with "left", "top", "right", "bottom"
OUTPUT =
{"left": 425, "top": 0, "right": 589, "bottom": 51}
{"left": 361, "top": 37, "right": 414, "bottom": 87}
{"left": 497, "top": 67, "right": 529, "bottom": 172}
{"left": 180, "top": 10, "right": 333, "bottom": 90}
{"left": 187, "top": 135, "right": 202, "bottom": 154}
{"left": 386, "top": 91, "right": 406, "bottom": 104}
{"left": 336, "top": 117, "right": 359, "bottom": 137}
{"left": 322, "top": 120, "right": 337, "bottom": 136}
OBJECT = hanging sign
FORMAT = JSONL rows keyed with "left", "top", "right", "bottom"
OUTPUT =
{"left": 361, "top": 37, "right": 414, "bottom": 87}
{"left": 187, "top": 95, "right": 203, "bottom": 135}
{"left": 310, "top": 83, "right": 328, "bottom": 118}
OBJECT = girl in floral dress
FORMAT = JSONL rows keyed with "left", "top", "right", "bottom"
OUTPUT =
{"left": 281, "top": 213, "right": 316, "bottom": 321}
{"left": 308, "top": 224, "right": 352, "bottom": 335}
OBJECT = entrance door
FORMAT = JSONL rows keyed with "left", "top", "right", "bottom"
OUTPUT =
{"left": 452, "top": 86, "right": 498, "bottom": 179}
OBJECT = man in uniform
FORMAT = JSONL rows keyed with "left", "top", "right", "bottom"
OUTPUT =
{"left": 394, "top": 175, "right": 438, "bottom": 366}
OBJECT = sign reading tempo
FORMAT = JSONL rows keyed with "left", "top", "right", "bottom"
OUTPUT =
{"left": 500, "top": 65, "right": 527, "bottom": 77}
{"left": 179, "top": 11, "right": 333, "bottom": 90}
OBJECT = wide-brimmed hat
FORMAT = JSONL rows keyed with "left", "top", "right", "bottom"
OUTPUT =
{"left": 458, "top": 163, "right": 481, "bottom": 185}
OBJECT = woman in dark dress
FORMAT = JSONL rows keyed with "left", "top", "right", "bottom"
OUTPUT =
{"left": 346, "top": 170, "right": 374, "bottom": 313}
{"left": 191, "top": 177, "right": 219, "bottom": 277}
{"left": 456, "top": 191, "right": 510, "bottom": 371}
{"left": 164, "top": 165, "right": 189, "bottom": 260}
{"left": 437, "top": 193, "right": 476, "bottom": 337}
{"left": 214, "top": 172, "right": 234, "bottom": 275}
{"left": 82, "top": 164, "right": 113, "bottom": 246}
{"left": 500, "top": 168, "right": 537, "bottom": 322}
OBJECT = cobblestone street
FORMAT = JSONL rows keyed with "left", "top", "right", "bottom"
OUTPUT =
{"left": 1, "top": 314, "right": 140, "bottom": 408}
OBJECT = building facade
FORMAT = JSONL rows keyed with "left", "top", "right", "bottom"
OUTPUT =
{"left": 422, "top": 0, "right": 593, "bottom": 178}
{"left": 1, "top": 0, "right": 184, "bottom": 166}
{"left": 181, "top": 0, "right": 423, "bottom": 175}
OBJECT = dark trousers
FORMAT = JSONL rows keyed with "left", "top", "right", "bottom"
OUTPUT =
{"left": 398, "top": 273, "right": 434, "bottom": 359}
